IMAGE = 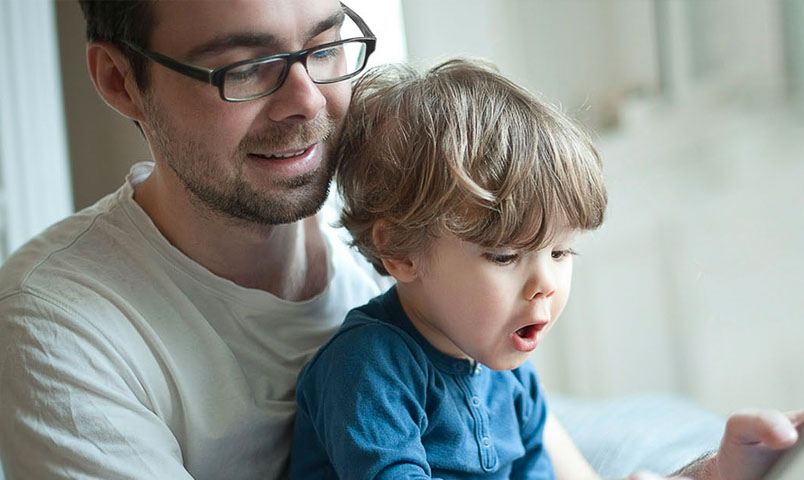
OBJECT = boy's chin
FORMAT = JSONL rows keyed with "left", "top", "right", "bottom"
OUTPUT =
{"left": 483, "top": 354, "right": 532, "bottom": 372}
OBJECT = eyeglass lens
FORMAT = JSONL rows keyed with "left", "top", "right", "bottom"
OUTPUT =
{"left": 222, "top": 40, "right": 367, "bottom": 100}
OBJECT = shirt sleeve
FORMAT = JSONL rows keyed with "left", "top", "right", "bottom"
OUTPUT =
{"left": 509, "top": 361, "right": 554, "bottom": 480}
{"left": 291, "top": 319, "right": 439, "bottom": 480}
{"left": 0, "top": 292, "right": 194, "bottom": 480}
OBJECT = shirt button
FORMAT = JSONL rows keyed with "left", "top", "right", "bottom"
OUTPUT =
{"left": 471, "top": 396, "right": 481, "bottom": 407}
{"left": 482, "top": 437, "right": 491, "bottom": 447}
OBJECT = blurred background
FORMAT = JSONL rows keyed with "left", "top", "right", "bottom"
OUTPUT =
{"left": 1, "top": 0, "right": 802, "bottom": 417}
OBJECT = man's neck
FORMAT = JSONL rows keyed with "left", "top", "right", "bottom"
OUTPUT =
{"left": 132, "top": 165, "right": 329, "bottom": 301}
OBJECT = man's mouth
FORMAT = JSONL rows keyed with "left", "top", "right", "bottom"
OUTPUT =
{"left": 251, "top": 145, "right": 312, "bottom": 160}
{"left": 245, "top": 144, "right": 321, "bottom": 177}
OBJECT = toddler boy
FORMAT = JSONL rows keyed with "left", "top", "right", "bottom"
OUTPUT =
{"left": 290, "top": 58, "right": 607, "bottom": 479}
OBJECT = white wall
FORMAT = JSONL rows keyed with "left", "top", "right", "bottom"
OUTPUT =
{"left": 401, "top": 0, "right": 659, "bottom": 129}
{"left": 535, "top": 102, "right": 804, "bottom": 414}
{"left": 347, "top": 0, "right": 406, "bottom": 67}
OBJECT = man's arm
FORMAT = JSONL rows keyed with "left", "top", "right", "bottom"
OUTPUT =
{"left": 0, "top": 293, "right": 193, "bottom": 480}
{"left": 544, "top": 412, "right": 601, "bottom": 480}
{"left": 671, "top": 451, "right": 716, "bottom": 478}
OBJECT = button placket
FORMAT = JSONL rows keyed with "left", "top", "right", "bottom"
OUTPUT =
{"left": 459, "top": 376, "right": 497, "bottom": 471}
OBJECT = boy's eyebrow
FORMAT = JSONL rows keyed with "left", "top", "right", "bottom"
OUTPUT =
{"left": 184, "top": 10, "right": 346, "bottom": 61}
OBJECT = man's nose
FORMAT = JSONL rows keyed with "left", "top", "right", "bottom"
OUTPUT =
{"left": 263, "top": 62, "right": 326, "bottom": 123}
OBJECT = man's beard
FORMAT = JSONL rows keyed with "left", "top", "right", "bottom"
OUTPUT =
{"left": 143, "top": 97, "right": 337, "bottom": 226}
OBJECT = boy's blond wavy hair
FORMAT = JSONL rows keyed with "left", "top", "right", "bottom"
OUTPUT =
{"left": 336, "top": 58, "right": 607, "bottom": 275}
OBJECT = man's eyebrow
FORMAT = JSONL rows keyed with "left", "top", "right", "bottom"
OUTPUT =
{"left": 307, "top": 9, "right": 346, "bottom": 41}
{"left": 185, "top": 33, "right": 281, "bottom": 60}
{"left": 184, "top": 9, "right": 346, "bottom": 61}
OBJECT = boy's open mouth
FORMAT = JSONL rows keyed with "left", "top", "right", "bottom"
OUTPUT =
{"left": 515, "top": 323, "right": 544, "bottom": 339}
{"left": 511, "top": 322, "right": 545, "bottom": 353}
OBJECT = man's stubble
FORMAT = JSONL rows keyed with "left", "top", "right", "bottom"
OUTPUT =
{"left": 142, "top": 95, "right": 339, "bottom": 226}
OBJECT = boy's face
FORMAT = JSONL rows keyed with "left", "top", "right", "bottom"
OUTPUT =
{"left": 396, "top": 230, "right": 576, "bottom": 371}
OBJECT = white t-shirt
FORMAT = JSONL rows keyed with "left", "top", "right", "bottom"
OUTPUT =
{"left": 0, "top": 163, "right": 386, "bottom": 480}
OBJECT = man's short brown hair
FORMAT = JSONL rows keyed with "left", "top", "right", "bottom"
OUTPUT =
{"left": 79, "top": 0, "right": 155, "bottom": 89}
{"left": 336, "top": 58, "right": 607, "bottom": 275}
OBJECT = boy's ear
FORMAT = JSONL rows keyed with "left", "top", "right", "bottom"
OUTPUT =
{"left": 86, "top": 41, "right": 146, "bottom": 122}
{"left": 372, "top": 220, "right": 419, "bottom": 283}
{"left": 380, "top": 256, "right": 418, "bottom": 283}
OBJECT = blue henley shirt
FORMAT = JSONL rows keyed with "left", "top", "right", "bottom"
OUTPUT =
{"left": 290, "top": 286, "right": 554, "bottom": 479}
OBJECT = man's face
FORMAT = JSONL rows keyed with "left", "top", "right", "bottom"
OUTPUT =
{"left": 140, "top": 0, "right": 350, "bottom": 225}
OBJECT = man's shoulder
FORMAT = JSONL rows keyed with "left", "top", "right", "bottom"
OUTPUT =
{"left": 0, "top": 190, "right": 162, "bottom": 387}
{"left": 0, "top": 188, "right": 140, "bottom": 305}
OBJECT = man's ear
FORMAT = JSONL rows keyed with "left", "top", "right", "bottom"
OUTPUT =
{"left": 372, "top": 220, "right": 419, "bottom": 283}
{"left": 86, "top": 42, "right": 146, "bottom": 122}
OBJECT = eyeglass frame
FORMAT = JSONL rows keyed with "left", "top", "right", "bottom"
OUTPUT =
{"left": 121, "top": 2, "right": 376, "bottom": 102}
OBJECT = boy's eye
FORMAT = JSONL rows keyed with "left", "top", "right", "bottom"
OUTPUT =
{"left": 484, "top": 252, "right": 520, "bottom": 265}
{"left": 551, "top": 249, "right": 577, "bottom": 260}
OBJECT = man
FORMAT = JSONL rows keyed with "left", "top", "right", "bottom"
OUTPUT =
{"left": 0, "top": 1, "right": 799, "bottom": 479}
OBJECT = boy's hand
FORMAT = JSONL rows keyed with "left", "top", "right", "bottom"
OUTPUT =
{"left": 626, "top": 472, "right": 692, "bottom": 480}
{"left": 690, "top": 409, "right": 804, "bottom": 480}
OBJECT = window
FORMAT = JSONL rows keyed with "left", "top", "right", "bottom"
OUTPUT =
{"left": 0, "top": 0, "right": 73, "bottom": 259}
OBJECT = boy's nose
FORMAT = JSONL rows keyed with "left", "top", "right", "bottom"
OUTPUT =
{"left": 263, "top": 62, "right": 327, "bottom": 123}
{"left": 524, "top": 263, "right": 556, "bottom": 300}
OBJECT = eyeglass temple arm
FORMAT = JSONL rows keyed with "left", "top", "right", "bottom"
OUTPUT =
{"left": 340, "top": 2, "right": 376, "bottom": 39}
{"left": 124, "top": 41, "right": 215, "bottom": 84}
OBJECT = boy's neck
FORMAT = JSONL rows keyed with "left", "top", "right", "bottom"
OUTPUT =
{"left": 394, "top": 283, "right": 473, "bottom": 362}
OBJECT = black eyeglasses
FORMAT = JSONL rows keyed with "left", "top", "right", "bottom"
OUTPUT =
{"left": 123, "top": 3, "right": 376, "bottom": 102}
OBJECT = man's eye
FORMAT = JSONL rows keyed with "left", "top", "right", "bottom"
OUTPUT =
{"left": 484, "top": 252, "right": 520, "bottom": 265}
{"left": 310, "top": 46, "right": 341, "bottom": 61}
{"left": 226, "top": 64, "right": 260, "bottom": 83}
{"left": 551, "top": 249, "right": 577, "bottom": 260}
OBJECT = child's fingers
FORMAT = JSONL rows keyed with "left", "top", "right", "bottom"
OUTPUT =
{"left": 725, "top": 409, "right": 798, "bottom": 449}
{"left": 785, "top": 409, "right": 804, "bottom": 429}
{"left": 627, "top": 471, "right": 689, "bottom": 480}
